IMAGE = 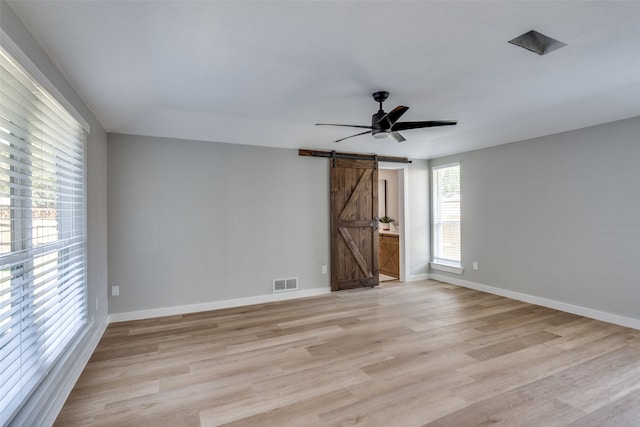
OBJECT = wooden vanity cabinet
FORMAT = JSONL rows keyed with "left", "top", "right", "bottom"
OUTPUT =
{"left": 379, "top": 233, "right": 399, "bottom": 278}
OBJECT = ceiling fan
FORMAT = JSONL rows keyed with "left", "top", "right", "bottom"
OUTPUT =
{"left": 316, "top": 91, "right": 457, "bottom": 143}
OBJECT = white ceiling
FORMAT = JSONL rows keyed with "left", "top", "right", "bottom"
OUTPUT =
{"left": 8, "top": 1, "right": 640, "bottom": 159}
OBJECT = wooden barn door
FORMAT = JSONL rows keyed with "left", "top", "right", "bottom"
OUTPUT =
{"left": 330, "top": 158, "right": 379, "bottom": 291}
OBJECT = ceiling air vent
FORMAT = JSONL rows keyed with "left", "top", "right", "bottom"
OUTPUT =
{"left": 508, "top": 30, "right": 567, "bottom": 55}
{"left": 273, "top": 277, "right": 298, "bottom": 293}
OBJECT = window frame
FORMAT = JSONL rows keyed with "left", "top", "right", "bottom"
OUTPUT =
{"left": 0, "top": 32, "right": 89, "bottom": 426}
{"left": 431, "top": 162, "right": 463, "bottom": 274}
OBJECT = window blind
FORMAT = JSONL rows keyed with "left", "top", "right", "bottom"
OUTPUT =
{"left": 0, "top": 45, "right": 87, "bottom": 425}
{"left": 432, "top": 163, "right": 461, "bottom": 266}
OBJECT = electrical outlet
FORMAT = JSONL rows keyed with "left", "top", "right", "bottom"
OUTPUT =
{"left": 472, "top": 262, "right": 478, "bottom": 271}
{"left": 111, "top": 285, "right": 120, "bottom": 297}
{"left": 321, "top": 265, "right": 328, "bottom": 274}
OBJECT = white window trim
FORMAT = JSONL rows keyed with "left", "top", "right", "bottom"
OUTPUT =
{"left": 432, "top": 161, "right": 460, "bottom": 171}
{"left": 430, "top": 262, "right": 464, "bottom": 275}
{"left": 431, "top": 162, "right": 462, "bottom": 272}
{"left": 0, "top": 29, "right": 90, "bottom": 132}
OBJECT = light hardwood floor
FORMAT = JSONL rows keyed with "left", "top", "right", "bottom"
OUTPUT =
{"left": 55, "top": 280, "right": 640, "bottom": 426}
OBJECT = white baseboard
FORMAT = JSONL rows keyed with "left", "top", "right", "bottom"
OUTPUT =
{"left": 429, "top": 274, "right": 640, "bottom": 330}
{"left": 108, "top": 287, "right": 332, "bottom": 323}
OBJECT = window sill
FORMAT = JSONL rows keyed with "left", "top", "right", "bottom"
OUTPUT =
{"left": 430, "top": 262, "right": 464, "bottom": 275}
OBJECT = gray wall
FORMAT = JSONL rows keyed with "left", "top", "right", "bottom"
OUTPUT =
{"left": 108, "top": 134, "right": 431, "bottom": 314}
{"left": 2, "top": 2, "right": 109, "bottom": 425}
{"left": 431, "top": 116, "right": 640, "bottom": 320}
{"left": 107, "top": 134, "right": 330, "bottom": 314}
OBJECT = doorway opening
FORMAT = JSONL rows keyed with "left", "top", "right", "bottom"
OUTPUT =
{"left": 378, "top": 164, "right": 407, "bottom": 282}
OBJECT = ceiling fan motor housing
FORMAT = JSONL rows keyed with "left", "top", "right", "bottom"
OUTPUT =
{"left": 371, "top": 111, "right": 389, "bottom": 138}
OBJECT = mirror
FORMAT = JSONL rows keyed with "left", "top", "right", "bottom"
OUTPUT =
{"left": 378, "top": 179, "right": 387, "bottom": 218}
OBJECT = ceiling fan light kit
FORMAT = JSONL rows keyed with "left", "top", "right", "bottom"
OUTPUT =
{"left": 316, "top": 91, "right": 457, "bottom": 143}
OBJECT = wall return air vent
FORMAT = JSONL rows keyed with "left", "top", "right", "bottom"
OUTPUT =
{"left": 508, "top": 30, "right": 567, "bottom": 55}
{"left": 273, "top": 277, "right": 298, "bottom": 293}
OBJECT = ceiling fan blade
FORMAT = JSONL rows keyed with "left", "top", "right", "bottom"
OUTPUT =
{"left": 316, "top": 123, "right": 373, "bottom": 130}
{"left": 333, "top": 130, "right": 372, "bottom": 143}
{"left": 377, "top": 106, "right": 409, "bottom": 128}
{"left": 390, "top": 132, "right": 405, "bottom": 143}
{"left": 392, "top": 120, "right": 457, "bottom": 131}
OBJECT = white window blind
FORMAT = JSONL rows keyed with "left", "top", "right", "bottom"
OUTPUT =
{"left": 432, "top": 163, "right": 461, "bottom": 266}
{"left": 0, "top": 45, "right": 87, "bottom": 425}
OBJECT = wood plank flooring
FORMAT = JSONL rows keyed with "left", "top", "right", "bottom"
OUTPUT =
{"left": 55, "top": 280, "right": 640, "bottom": 426}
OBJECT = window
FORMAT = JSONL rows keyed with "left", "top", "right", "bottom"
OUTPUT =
{"left": 0, "top": 44, "right": 87, "bottom": 425}
{"left": 432, "top": 163, "right": 461, "bottom": 268}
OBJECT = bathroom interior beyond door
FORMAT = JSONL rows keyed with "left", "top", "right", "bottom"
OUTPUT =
{"left": 378, "top": 169, "right": 400, "bottom": 282}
